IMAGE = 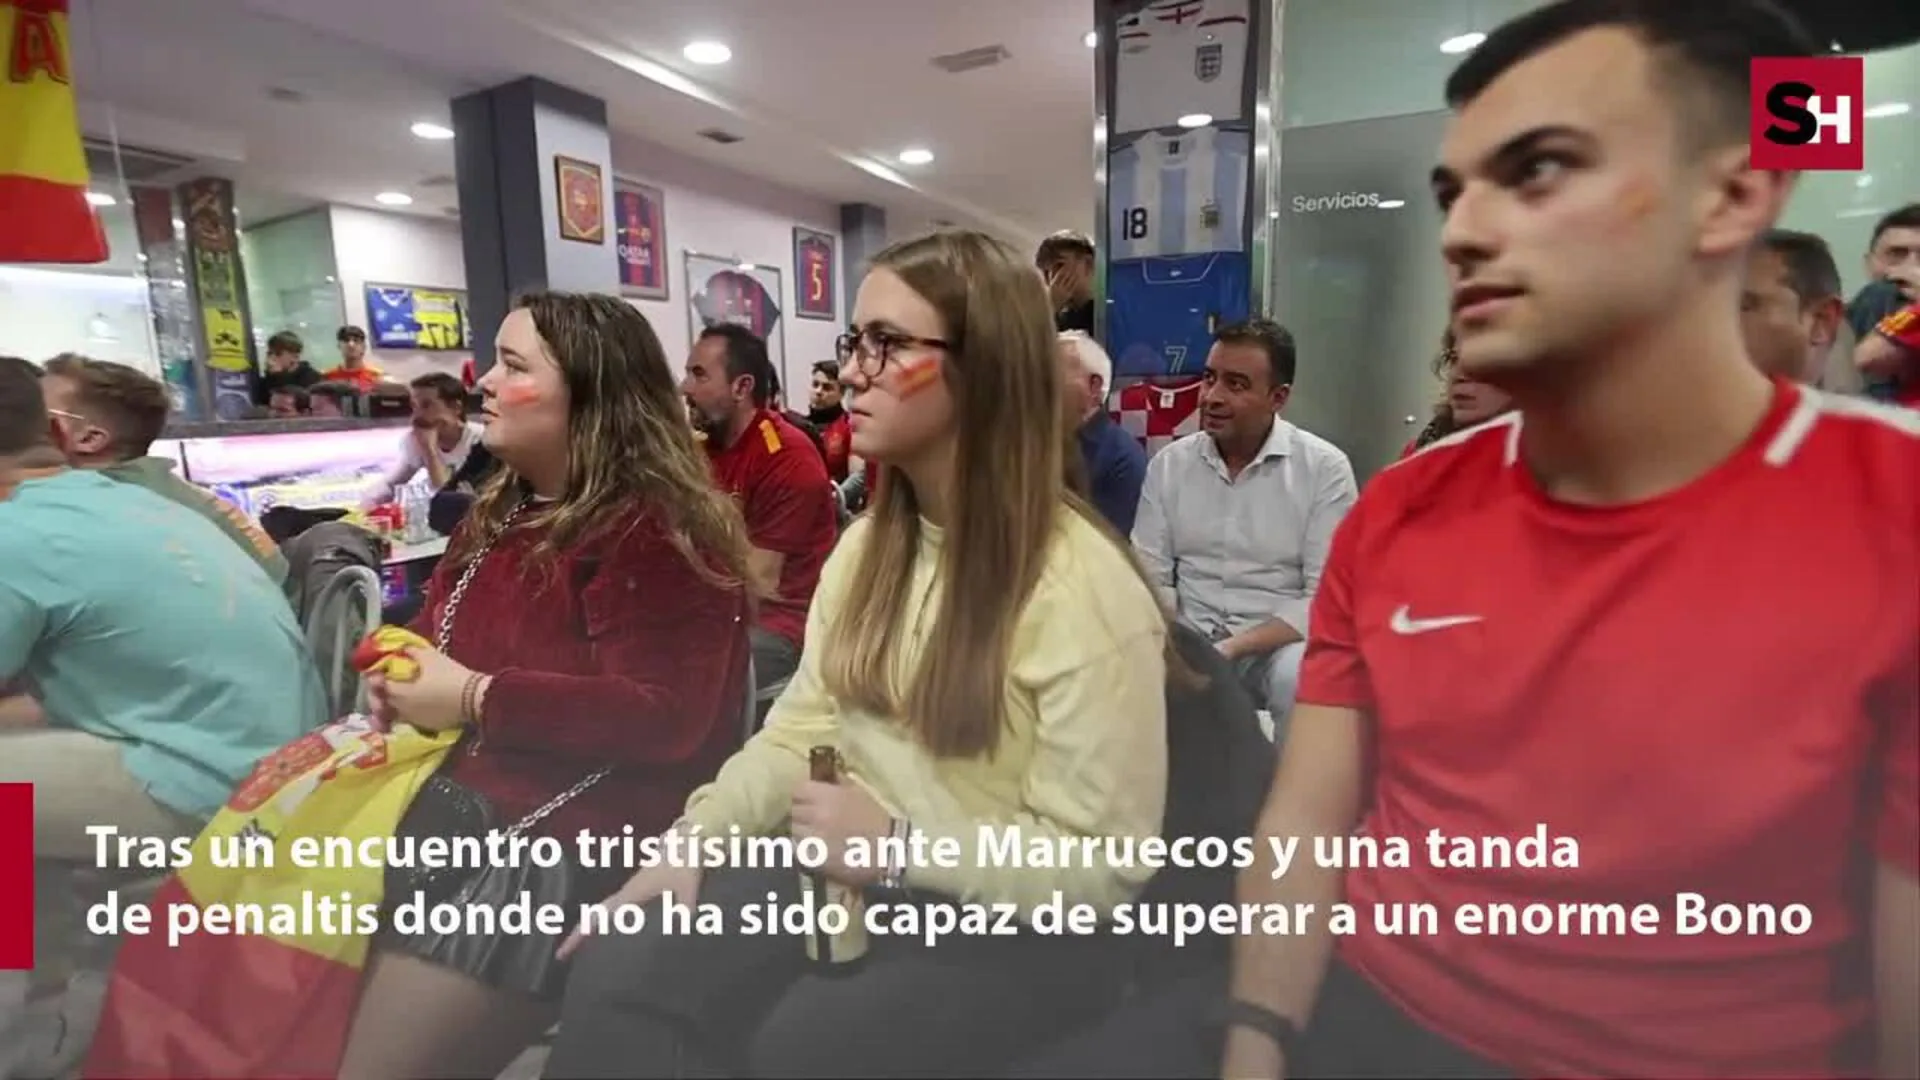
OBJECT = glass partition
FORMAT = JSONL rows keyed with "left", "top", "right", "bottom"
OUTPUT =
{"left": 243, "top": 208, "right": 347, "bottom": 366}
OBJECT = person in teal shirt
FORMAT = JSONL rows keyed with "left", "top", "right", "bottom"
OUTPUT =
{"left": 0, "top": 356, "right": 326, "bottom": 832}
{"left": 1, "top": 355, "right": 327, "bottom": 1071}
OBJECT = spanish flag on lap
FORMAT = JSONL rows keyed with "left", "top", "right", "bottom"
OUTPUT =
{"left": 84, "top": 718, "right": 456, "bottom": 1079}
{"left": 0, "top": 0, "right": 107, "bottom": 264}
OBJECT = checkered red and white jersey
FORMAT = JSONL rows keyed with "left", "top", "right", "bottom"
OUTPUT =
{"left": 1112, "top": 376, "right": 1203, "bottom": 456}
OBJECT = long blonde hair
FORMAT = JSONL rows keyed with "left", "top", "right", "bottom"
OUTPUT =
{"left": 454, "top": 291, "right": 754, "bottom": 591}
{"left": 822, "top": 230, "right": 1192, "bottom": 759}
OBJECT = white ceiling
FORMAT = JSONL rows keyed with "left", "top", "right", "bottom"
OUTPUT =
{"left": 68, "top": 0, "right": 1101, "bottom": 247}
{"left": 65, "top": 0, "right": 1917, "bottom": 252}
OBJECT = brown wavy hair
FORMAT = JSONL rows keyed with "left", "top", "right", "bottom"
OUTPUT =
{"left": 452, "top": 291, "right": 754, "bottom": 591}
{"left": 822, "top": 230, "right": 1196, "bottom": 760}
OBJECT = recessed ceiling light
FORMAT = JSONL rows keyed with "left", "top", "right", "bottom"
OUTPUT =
{"left": 1084, "top": 31, "right": 1098, "bottom": 48}
{"left": 374, "top": 191, "right": 414, "bottom": 206}
{"left": 1377, "top": 199, "right": 1407, "bottom": 209}
{"left": 1176, "top": 112, "right": 1213, "bottom": 129}
{"left": 85, "top": 191, "right": 116, "bottom": 207}
{"left": 897, "top": 147, "right": 934, "bottom": 165}
{"left": 683, "top": 40, "right": 731, "bottom": 65}
{"left": 1865, "top": 102, "right": 1911, "bottom": 119}
{"left": 1857, "top": 174, "right": 1874, "bottom": 188}
{"left": 1440, "top": 32, "right": 1486, "bottom": 54}
{"left": 410, "top": 121, "right": 454, "bottom": 140}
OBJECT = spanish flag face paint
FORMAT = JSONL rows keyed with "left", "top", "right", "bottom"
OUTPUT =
{"left": 888, "top": 351, "right": 944, "bottom": 399}
{"left": 0, "top": 0, "right": 107, "bottom": 263}
{"left": 497, "top": 382, "right": 543, "bottom": 408}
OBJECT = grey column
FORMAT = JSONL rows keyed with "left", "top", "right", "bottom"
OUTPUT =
{"left": 837, "top": 203, "right": 887, "bottom": 324}
{"left": 452, "top": 76, "right": 616, "bottom": 372}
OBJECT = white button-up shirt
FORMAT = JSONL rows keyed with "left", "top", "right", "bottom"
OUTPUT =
{"left": 1131, "top": 417, "right": 1357, "bottom": 640}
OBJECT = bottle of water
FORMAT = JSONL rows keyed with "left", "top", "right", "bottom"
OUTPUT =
{"left": 402, "top": 485, "right": 432, "bottom": 544}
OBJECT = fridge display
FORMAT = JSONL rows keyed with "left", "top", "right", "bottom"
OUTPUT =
{"left": 151, "top": 422, "right": 421, "bottom": 519}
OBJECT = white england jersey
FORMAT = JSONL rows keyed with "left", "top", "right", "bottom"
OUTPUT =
{"left": 1108, "top": 126, "right": 1249, "bottom": 260}
{"left": 1112, "top": 0, "right": 1251, "bottom": 136}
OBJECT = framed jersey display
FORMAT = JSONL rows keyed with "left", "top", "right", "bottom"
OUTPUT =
{"left": 792, "top": 226, "right": 837, "bottom": 321}
{"left": 614, "top": 180, "right": 669, "bottom": 301}
{"left": 1112, "top": 0, "right": 1251, "bottom": 136}
{"left": 364, "top": 283, "right": 468, "bottom": 351}
{"left": 1106, "top": 252, "right": 1250, "bottom": 377}
{"left": 1108, "top": 124, "right": 1250, "bottom": 260}
{"left": 686, "top": 251, "right": 786, "bottom": 386}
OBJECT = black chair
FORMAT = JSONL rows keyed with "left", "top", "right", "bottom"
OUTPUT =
{"left": 1130, "top": 622, "right": 1275, "bottom": 985}
{"left": 1003, "top": 625, "right": 1273, "bottom": 1079}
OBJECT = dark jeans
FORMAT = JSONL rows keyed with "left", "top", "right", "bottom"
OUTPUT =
{"left": 544, "top": 866, "right": 1127, "bottom": 1079}
{"left": 1006, "top": 961, "right": 1511, "bottom": 1079}
{"left": 750, "top": 627, "right": 801, "bottom": 696}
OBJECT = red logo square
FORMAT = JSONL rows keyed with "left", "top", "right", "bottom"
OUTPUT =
{"left": 1750, "top": 57, "right": 1865, "bottom": 171}
{"left": 0, "top": 784, "right": 31, "bottom": 971}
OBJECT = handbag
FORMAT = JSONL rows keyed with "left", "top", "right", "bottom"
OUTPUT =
{"left": 389, "top": 500, "right": 612, "bottom": 902}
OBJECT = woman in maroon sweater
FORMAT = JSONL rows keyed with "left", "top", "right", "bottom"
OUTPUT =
{"left": 341, "top": 292, "right": 755, "bottom": 1079}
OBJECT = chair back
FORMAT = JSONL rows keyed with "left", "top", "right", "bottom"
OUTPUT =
{"left": 1131, "top": 622, "right": 1275, "bottom": 984}
{"left": 303, "top": 564, "right": 384, "bottom": 719}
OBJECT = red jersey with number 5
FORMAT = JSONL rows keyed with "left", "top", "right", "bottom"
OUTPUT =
{"left": 1298, "top": 381, "right": 1920, "bottom": 1078}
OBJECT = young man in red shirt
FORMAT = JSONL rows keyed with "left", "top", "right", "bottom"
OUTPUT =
{"left": 807, "top": 359, "right": 855, "bottom": 483}
{"left": 1223, "top": 3, "right": 1919, "bottom": 1079}
{"left": 683, "top": 323, "right": 836, "bottom": 694}
{"left": 1858, "top": 302, "right": 1920, "bottom": 408}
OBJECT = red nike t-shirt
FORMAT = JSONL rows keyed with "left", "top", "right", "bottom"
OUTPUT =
{"left": 1298, "top": 381, "right": 1920, "bottom": 1078}
{"left": 707, "top": 409, "right": 837, "bottom": 647}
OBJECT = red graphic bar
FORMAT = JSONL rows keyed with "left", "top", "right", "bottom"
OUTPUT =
{"left": 0, "top": 783, "right": 32, "bottom": 970}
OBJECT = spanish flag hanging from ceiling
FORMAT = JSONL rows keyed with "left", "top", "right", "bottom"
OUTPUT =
{"left": 0, "top": 0, "right": 107, "bottom": 263}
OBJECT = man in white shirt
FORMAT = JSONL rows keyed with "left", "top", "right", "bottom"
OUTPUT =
{"left": 363, "top": 371, "right": 480, "bottom": 508}
{"left": 1131, "top": 320, "right": 1356, "bottom": 741}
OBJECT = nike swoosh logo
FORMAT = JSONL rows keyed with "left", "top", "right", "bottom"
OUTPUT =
{"left": 1389, "top": 605, "right": 1484, "bottom": 635}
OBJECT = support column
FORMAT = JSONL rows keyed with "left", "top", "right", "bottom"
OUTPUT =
{"left": 130, "top": 186, "right": 203, "bottom": 420}
{"left": 837, "top": 203, "right": 886, "bottom": 324}
{"left": 1092, "top": 0, "right": 1268, "bottom": 380}
{"left": 452, "top": 76, "right": 615, "bottom": 373}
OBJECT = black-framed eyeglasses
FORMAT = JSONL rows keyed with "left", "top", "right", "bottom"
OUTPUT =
{"left": 835, "top": 325, "right": 948, "bottom": 377}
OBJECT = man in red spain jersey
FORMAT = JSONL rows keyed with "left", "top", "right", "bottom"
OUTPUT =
{"left": 1223, "top": 2, "right": 1919, "bottom": 1078}
{"left": 683, "top": 323, "right": 836, "bottom": 696}
{"left": 1858, "top": 301, "right": 1920, "bottom": 408}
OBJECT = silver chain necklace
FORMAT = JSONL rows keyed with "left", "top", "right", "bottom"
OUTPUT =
{"left": 436, "top": 499, "right": 610, "bottom": 837}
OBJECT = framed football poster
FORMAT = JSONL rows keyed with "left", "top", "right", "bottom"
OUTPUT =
{"left": 553, "top": 155, "right": 606, "bottom": 244}
{"left": 364, "top": 283, "right": 468, "bottom": 351}
{"left": 685, "top": 251, "right": 786, "bottom": 385}
{"left": 792, "top": 226, "right": 836, "bottom": 320}
{"left": 614, "top": 181, "right": 669, "bottom": 300}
